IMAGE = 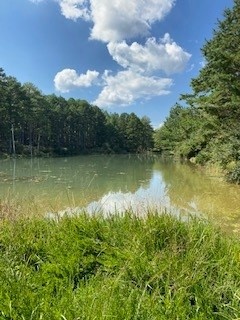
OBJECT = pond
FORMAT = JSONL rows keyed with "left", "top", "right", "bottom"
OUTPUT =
{"left": 0, "top": 154, "right": 240, "bottom": 233}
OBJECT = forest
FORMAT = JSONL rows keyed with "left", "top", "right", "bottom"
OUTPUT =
{"left": 0, "top": 69, "right": 153, "bottom": 156}
{"left": 0, "top": 0, "right": 239, "bottom": 183}
{"left": 154, "top": 0, "right": 240, "bottom": 182}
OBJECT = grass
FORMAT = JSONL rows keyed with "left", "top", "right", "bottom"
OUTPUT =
{"left": 0, "top": 212, "right": 240, "bottom": 319}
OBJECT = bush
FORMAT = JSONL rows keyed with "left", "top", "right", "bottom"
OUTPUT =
{"left": 226, "top": 161, "right": 240, "bottom": 184}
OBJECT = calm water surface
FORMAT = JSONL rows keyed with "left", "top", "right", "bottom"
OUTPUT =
{"left": 0, "top": 154, "right": 240, "bottom": 233}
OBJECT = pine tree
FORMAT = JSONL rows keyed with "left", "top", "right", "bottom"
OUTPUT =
{"left": 184, "top": 0, "right": 240, "bottom": 121}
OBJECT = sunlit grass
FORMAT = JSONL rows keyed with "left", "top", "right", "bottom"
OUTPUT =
{"left": 0, "top": 212, "right": 240, "bottom": 319}
{"left": 0, "top": 195, "right": 51, "bottom": 221}
{"left": 0, "top": 190, "right": 87, "bottom": 222}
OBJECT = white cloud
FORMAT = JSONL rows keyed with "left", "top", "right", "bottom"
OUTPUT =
{"left": 107, "top": 34, "right": 191, "bottom": 75}
{"left": 58, "top": 0, "right": 91, "bottom": 21}
{"left": 49, "top": 0, "right": 175, "bottom": 42}
{"left": 152, "top": 122, "right": 164, "bottom": 130}
{"left": 93, "top": 70, "right": 172, "bottom": 108}
{"left": 31, "top": 0, "right": 191, "bottom": 108}
{"left": 54, "top": 68, "right": 99, "bottom": 92}
{"left": 187, "top": 63, "right": 195, "bottom": 72}
{"left": 90, "top": 0, "right": 175, "bottom": 42}
{"left": 199, "top": 60, "right": 206, "bottom": 68}
{"left": 29, "top": 0, "right": 44, "bottom": 3}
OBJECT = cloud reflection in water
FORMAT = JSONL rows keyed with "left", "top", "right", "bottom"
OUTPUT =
{"left": 47, "top": 171, "right": 201, "bottom": 219}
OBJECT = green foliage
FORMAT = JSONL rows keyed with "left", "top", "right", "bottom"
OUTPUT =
{"left": 105, "top": 112, "right": 153, "bottom": 153}
{"left": 0, "top": 213, "right": 240, "bottom": 319}
{"left": 154, "top": 104, "right": 218, "bottom": 159}
{"left": 0, "top": 71, "right": 154, "bottom": 156}
{"left": 155, "top": 1, "right": 240, "bottom": 182}
{"left": 226, "top": 161, "right": 240, "bottom": 184}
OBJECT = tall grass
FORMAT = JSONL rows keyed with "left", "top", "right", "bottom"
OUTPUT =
{"left": 0, "top": 212, "right": 240, "bottom": 319}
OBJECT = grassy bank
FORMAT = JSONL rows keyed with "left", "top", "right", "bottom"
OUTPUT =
{"left": 0, "top": 213, "right": 240, "bottom": 319}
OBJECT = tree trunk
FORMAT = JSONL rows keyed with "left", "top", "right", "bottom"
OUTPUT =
{"left": 37, "top": 132, "right": 41, "bottom": 154}
{"left": 11, "top": 123, "right": 16, "bottom": 157}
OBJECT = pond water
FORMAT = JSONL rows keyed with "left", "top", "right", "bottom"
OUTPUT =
{"left": 0, "top": 154, "right": 240, "bottom": 233}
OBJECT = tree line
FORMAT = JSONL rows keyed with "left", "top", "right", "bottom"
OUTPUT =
{"left": 0, "top": 69, "right": 153, "bottom": 156}
{"left": 154, "top": 0, "right": 240, "bottom": 182}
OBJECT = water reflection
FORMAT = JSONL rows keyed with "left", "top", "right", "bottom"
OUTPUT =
{"left": 86, "top": 171, "right": 170, "bottom": 214}
{"left": 154, "top": 159, "right": 240, "bottom": 233}
{"left": 48, "top": 170, "right": 202, "bottom": 221}
{"left": 0, "top": 155, "right": 154, "bottom": 210}
{"left": 1, "top": 155, "right": 240, "bottom": 233}
{"left": 85, "top": 170, "right": 203, "bottom": 216}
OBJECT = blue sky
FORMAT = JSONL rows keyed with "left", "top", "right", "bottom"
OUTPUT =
{"left": 0, "top": 0, "right": 233, "bottom": 128}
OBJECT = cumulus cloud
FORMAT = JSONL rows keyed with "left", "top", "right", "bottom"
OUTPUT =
{"left": 31, "top": 0, "right": 192, "bottom": 108}
{"left": 47, "top": 0, "right": 175, "bottom": 42}
{"left": 108, "top": 34, "right": 191, "bottom": 75}
{"left": 58, "top": 0, "right": 91, "bottom": 21}
{"left": 90, "top": 0, "right": 175, "bottom": 42}
{"left": 54, "top": 68, "right": 99, "bottom": 92}
{"left": 93, "top": 70, "right": 172, "bottom": 108}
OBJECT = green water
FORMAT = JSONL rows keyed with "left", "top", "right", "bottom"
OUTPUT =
{"left": 0, "top": 154, "right": 240, "bottom": 232}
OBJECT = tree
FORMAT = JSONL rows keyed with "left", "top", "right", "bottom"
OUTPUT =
{"left": 157, "top": 1, "right": 240, "bottom": 180}
{"left": 22, "top": 83, "right": 50, "bottom": 155}
{"left": 154, "top": 103, "right": 219, "bottom": 159}
{"left": 183, "top": 0, "right": 240, "bottom": 121}
{"left": 0, "top": 68, "right": 154, "bottom": 156}
{"left": 0, "top": 68, "right": 8, "bottom": 151}
{"left": 2, "top": 76, "right": 27, "bottom": 155}
{"left": 140, "top": 116, "right": 154, "bottom": 151}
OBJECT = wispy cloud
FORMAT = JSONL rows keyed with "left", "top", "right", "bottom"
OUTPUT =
{"left": 29, "top": 0, "right": 44, "bottom": 3}
{"left": 199, "top": 60, "right": 206, "bottom": 68}
{"left": 186, "top": 63, "right": 195, "bottom": 72}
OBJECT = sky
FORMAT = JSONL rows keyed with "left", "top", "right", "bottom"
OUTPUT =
{"left": 0, "top": 0, "right": 234, "bottom": 128}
